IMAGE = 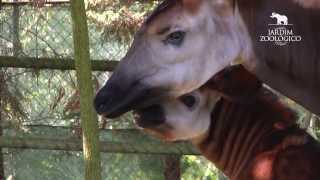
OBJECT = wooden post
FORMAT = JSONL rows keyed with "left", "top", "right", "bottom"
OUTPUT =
{"left": 12, "top": 0, "right": 21, "bottom": 57}
{"left": 70, "top": 1, "right": 102, "bottom": 180}
{"left": 218, "top": 171, "right": 228, "bottom": 180}
{"left": 162, "top": 155, "right": 181, "bottom": 180}
{"left": 0, "top": 71, "right": 4, "bottom": 180}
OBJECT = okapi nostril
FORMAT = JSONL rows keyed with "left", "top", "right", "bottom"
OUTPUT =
{"left": 94, "top": 98, "right": 111, "bottom": 114}
{"left": 94, "top": 88, "right": 115, "bottom": 114}
{"left": 94, "top": 97, "right": 108, "bottom": 114}
{"left": 97, "top": 104, "right": 105, "bottom": 112}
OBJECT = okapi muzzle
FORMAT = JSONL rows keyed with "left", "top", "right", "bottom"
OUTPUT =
{"left": 134, "top": 65, "right": 320, "bottom": 180}
{"left": 94, "top": 66, "right": 167, "bottom": 118}
{"left": 94, "top": 52, "right": 169, "bottom": 118}
{"left": 94, "top": 37, "right": 169, "bottom": 118}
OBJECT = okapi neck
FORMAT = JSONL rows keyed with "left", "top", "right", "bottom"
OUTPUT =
{"left": 194, "top": 90, "right": 298, "bottom": 180}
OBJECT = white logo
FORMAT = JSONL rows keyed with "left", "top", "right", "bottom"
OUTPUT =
{"left": 270, "top": 12, "right": 289, "bottom": 25}
{"left": 259, "top": 12, "right": 302, "bottom": 46}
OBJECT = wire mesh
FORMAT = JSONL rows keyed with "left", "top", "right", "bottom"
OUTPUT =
{"left": 2, "top": 1, "right": 318, "bottom": 180}
{"left": 0, "top": 1, "right": 220, "bottom": 179}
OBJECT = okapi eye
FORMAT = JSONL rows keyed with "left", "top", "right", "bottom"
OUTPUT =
{"left": 180, "top": 95, "right": 196, "bottom": 108}
{"left": 164, "top": 31, "right": 186, "bottom": 46}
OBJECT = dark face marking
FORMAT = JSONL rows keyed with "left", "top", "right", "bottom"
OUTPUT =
{"left": 94, "top": 76, "right": 168, "bottom": 118}
{"left": 134, "top": 105, "right": 166, "bottom": 128}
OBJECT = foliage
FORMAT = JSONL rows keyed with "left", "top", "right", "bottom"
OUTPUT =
{"left": 0, "top": 1, "right": 319, "bottom": 180}
{"left": 181, "top": 156, "right": 218, "bottom": 180}
{"left": 86, "top": 0, "right": 158, "bottom": 44}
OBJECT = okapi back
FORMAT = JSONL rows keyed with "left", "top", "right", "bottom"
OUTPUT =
{"left": 237, "top": 0, "right": 320, "bottom": 115}
{"left": 197, "top": 65, "right": 320, "bottom": 180}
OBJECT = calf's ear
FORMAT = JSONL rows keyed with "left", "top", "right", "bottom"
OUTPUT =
{"left": 181, "top": 0, "right": 203, "bottom": 14}
{"left": 211, "top": 0, "right": 237, "bottom": 17}
{"left": 182, "top": 0, "right": 235, "bottom": 16}
{"left": 204, "top": 65, "right": 262, "bottom": 102}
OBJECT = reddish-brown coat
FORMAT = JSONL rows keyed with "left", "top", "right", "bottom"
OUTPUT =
{"left": 197, "top": 65, "right": 320, "bottom": 180}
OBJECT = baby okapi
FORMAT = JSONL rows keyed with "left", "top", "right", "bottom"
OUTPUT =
{"left": 134, "top": 65, "right": 320, "bottom": 180}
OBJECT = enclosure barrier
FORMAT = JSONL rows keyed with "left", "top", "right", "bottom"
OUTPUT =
{"left": 0, "top": 1, "right": 225, "bottom": 179}
{"left": 0, "top": 56, "right": 118, "bottom": 71}
{"left": 1, "top": 126, "right": 199, "bottom": 155}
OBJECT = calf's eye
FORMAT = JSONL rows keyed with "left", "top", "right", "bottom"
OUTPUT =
{"left": 164, "top": 31, "right": 186, "bottom": 46}
{"left": 180, "top": 95, "right": 196, "bottom": 108}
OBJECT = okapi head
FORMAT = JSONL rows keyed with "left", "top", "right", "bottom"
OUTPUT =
{"left": 134, "top": 87, "right": 219, "bottom": 141}
{"left": 94, "top": 0, "right": 253, "bottom": 118}
{"left": 95, "top": 0, "right": 320, "bottom": 118}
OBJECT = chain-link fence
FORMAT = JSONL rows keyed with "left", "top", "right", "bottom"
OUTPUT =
{"left": 0, "top": 1, "right": 221, "bottom": 179}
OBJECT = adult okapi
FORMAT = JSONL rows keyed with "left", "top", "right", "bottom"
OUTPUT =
{"left": 133, "top": 65, "right": 320, "bottom": 180}
{"left": 94, "top": 0, "right": 320, "bottom": 118}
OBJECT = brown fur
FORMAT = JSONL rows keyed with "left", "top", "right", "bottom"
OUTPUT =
{"left": 182, "top": 0, "right": 202, "bottom": 14}
{"left": 196, "top": 65, "right": 320, "bottom": 180}
{"left": 204, "top": 65, "right": 262, "bottom": 102}
{"left": 236, "top": 0, "right": 320, "bottom": 115}
{"left": 134, "top": 64, "right": 320, "bottom": 179}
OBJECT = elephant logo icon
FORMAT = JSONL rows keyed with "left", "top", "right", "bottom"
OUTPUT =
{"left": 270, "top": 12, "right": 289, "bottom": 25}
{"left": 260, "top": 12, "right": 301, "bottom": 46}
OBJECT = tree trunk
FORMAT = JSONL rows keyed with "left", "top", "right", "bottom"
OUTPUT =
{"left": 162, "top": 155, "right": 181, "bottom": 180}
{"left": 70, "top": 1, "right": 102, "bottom": 180}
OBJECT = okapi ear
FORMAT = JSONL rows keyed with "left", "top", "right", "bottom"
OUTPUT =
{"left": 204, "top": 65, "right": 262, "bottom": 102}
{"left": 181, "top": 0, "right": 203, "bottom": 14}
{"left": 294, "top": 0, "right": 320, "bottom": 9}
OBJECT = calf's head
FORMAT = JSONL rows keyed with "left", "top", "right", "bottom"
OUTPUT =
{"left": 134, "top": 65, "right": 262, "bottom": 141}
{"left": 134, "top": 89, "right": 219, "bottom": 141}
{"left": 94, "top": 0, "right": 253, "bottom": 118}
